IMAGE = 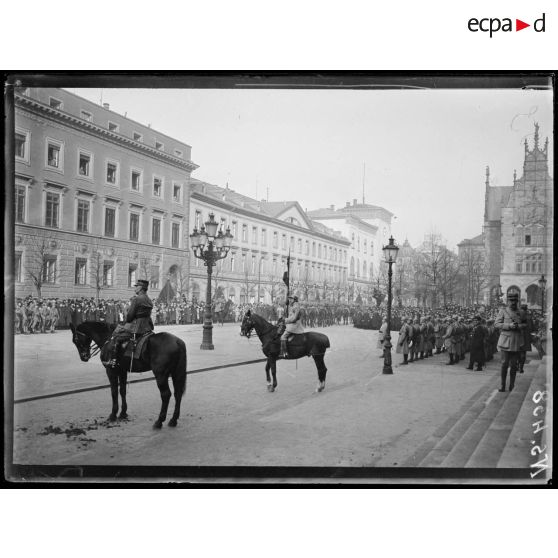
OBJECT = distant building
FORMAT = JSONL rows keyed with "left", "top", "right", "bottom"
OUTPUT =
{"left": 188, "top": 179, "right": 351, "bottom": 304}
{"left": 307, "top": 199, "right": 393, "bottom": 303}
{"left": 483, "top": 123, "right": 553, "bottom": 307}
{"left": 13, "top": 87, "right": 197, "bottom": 299}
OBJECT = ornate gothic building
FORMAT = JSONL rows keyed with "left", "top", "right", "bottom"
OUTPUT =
{"left": 483, "top": 123, "right": 553, "bottom": 307}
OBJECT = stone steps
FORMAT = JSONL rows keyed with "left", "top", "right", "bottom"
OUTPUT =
{"left": 464, "top": 360, "right": 541, "bottom": 468}
{"left": 497, "top": 357, "right": 550, "bottom": 470}
{"left": 411, "top": 352, "right": 546, "bottom": 468}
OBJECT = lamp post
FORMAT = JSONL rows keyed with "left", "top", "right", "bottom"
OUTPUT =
{"left": 382, "top": 236, "right": 399, "bottom": 375}
{"left": 538, "top": 275, "right": 547, "bottom": 316}
{"left": 190, "top": 213, "right": 233, "bottom": 349}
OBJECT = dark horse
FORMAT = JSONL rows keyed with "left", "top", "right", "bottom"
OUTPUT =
{"left": 240, "top": 310, "right": 330, "bottom": 393}
{"left": 70, "top": 321, "right": 187, "bottom": 429}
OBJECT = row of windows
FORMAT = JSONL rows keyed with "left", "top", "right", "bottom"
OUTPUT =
{"left": 515, "top": 228, "right": 545, "bottom": 247}
{"left": 350, "top": 232, "right": 375, "bottom": 255}
{"left": 515, "top": 253, "right": 544, "bottom": 274}
{"left": 15, "top": 186, "right": 183, "bottom": 247}
{"left": 349, "top": 258, "right": 374, "bottom": 280}
{"left": 15, "top": 252, "right": 161, "bottom": 289}
{"left": 15, "top": 130, "right": 184, "bottom": 203}
{"left": 192, "top": 253, "right": 346, "bottom": 283}
{"left": 194, "top": 210, "right": 348, "bottom": 263}
{"left": 20, "top": 92, "right": 184, "bottom": 158}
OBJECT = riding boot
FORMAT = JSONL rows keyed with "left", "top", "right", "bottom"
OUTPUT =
{"left": 401, "top": 354, "right": 408, "bottom": 365}
{"left": 499, "top": 363, "right": 508, "bottom": 392}
{"left": 446, "top": 354, "right": 454, "bottom": 365}
{"left": 108, "top": 341, "right": 120, "bottom": 368}
{"left": 280, "top": 340, "right": 288, "bottom": 359}
{"left": 420, "top": 352, "right": 424, "bottom": 359}
{"left": 409, "top": 354, "right": 414, "bottom": 363}
{"left": 509, "top": 369, "right": 517, "bottom": 392}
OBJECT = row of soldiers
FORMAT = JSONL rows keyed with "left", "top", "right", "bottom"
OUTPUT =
{"left": 392, "top": 314, "right": 501, "bottom": 371}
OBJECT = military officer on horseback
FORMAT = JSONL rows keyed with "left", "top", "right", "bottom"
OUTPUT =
{"left": 280, "top": 295, "right": 304, "bottom": 358}
{"left": 108, "top": 279, "right": 154, "bottom": 367}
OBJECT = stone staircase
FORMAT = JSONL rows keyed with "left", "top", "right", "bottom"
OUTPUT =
{"left": 403, "top": 353, "right": 551, "bottom": 473}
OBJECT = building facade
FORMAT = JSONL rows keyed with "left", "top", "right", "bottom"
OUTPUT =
{"left": 308, "top": 199, "right": 393, "bottom": 303}
{"left": 13, "top": 87, "right": 197, "bottom": 300}
{"left": 483, "top": 123, "right": 553, "bottom": 307}
{"left": 188, "top": 180, "right": 351, "bottom": 304}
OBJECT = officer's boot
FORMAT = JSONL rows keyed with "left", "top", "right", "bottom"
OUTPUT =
{"left": 401, "top": 354, "right": 408, "bottom": 365}
{"left": 499, "top": 364, "right": 508, "bottom": 392}
{"left": 409, "top": 352, "right": 414, "bottom": 363}
{"left": 420, "top": 351, "right": 424, "bottom": 360}
{"left": 446, "top": 354, "right": 454, "bottom": 365}
{"left": 280, "top": 339, "right": 288, "bottom": 359}
{"left": 509, "top": 367, "right": 517, "bottom": 392}
{"left": 108, "top": 340, "right": 120, "bottom": 368}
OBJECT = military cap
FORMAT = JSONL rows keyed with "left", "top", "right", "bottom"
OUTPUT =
{"left": 134, "top": 279, "right": 149, "bottom": 290}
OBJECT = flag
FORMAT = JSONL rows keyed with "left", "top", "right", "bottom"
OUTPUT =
{"left": 282, "top": 252, "right": 291, "bottom": 287}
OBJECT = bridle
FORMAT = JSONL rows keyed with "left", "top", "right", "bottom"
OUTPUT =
{"left": 73, "top": 329, "right": 103, "bottom": 361}
{"left": 240, "top": 316, "right": 254, "bottom": 339}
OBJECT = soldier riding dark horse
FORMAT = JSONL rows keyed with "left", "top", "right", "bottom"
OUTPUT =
{"left": 240, "top": 307, "right": 330, "bottom": 393}
{"left": 70, "top": 278, "right": 187, "bottom": 429}
{"left": 107, "top": 279, "right": 154, "bottom": 367}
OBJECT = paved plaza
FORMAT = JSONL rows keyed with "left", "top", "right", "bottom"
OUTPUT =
{"left": 10, "top": 321, "right": 538, "bottom": 474}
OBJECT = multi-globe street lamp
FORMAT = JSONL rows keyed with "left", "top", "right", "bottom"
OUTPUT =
{"left": 190, "top": 213, "right": 233, "bottom": 349}
{"left": 382, "top": 236, "right": 399, "bottom": 375}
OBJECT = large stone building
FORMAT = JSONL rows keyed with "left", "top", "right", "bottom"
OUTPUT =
{"left": 188, "top": 179, "right": 351, "bottom": 304}
{"left": 483, "top": 123, "right": 553, "bottom": 308}
{"left": 307, "top": 199, "right": 393, "bottom": 303}
{"left": 13, "top": 87, "right": 196, "bottom": 299}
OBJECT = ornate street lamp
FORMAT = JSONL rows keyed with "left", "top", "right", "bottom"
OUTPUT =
{"left": 538, "top": 275, "right": 547, "bottom": 316}
{"left": 381, "top": 236, "right": 399, "bottom": 374}
{"left": 190, "top": 213, "right": 233, "bottom": 349}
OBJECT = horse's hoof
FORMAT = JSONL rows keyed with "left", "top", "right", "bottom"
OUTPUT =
{"left": 168, "top": 419, "right": 178, "bottom": 427}
{"left": 153, "top": 421, "right": 163, "bottom": 429}
{"left": 118, "top": 413, "right": 128, "bottom": 420}
{"left": 108, "top": 414, "right": 117, "bottom": 422}
{"left": 267, "top": 384, "right": 275, "bottom": 393}
{"left": 315, "top": 382, "right": 325, "bottom": 393}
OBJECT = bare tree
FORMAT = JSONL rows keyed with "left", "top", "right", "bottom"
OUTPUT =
{"left": 240, "top": 269, "right": 257, "bottom": 304}
{"left": 24, "top": 233, "right": 58, "bottom": 297}
{"left": 267, "top": 272, "right": 283, "bottom": 304}
{"left": 169, "top": 263, "right": 189, "bottom": 300}
{"left": 89, "top": 249, "right": 104, "bottom": 303}
{"left": 458, "top": 247, "right": 489, "bottom": 306}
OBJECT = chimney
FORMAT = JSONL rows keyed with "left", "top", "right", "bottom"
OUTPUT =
{"left": 353, "top": 199, "right": 357, "bottom": 206}
{"left": 103, "top": 103, "right": 110, "bottom": 110}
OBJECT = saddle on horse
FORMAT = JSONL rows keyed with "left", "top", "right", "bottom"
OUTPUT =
{"left": 106, "top": 331, "right": 153, "bottom": 368}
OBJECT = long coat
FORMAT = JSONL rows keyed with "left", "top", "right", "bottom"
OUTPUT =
{"left": 444, "top": 323, "right": 457, "bottom": 354}
{"left": 285, "top": 302, "right": 305, "bottom": 334}
{"left": 469, "top": 324, "right": 486, "bottom": 364}
{"left": 495, "top": 306, "right": 527, "bottom": 352}
{"left": 396, "top": 323, "right": 410, "bottom": 354}
{"left": 123, "top": 292, "right": 154, "bottom": 334}
{"left": 377, "top": 321, "right": 388, "bottom": 349}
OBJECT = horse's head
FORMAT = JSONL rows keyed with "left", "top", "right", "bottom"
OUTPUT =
{"left": 240, "top": 310, "right": 255, "bottom": 338}
{"left": 70, "top": 323, "right": 92, "bottom": 361}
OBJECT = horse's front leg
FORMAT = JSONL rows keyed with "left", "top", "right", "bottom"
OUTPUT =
{"left": 270, "top": 358, "right": 278, "bottom": 391}
{"left": 118, "top": 370, "right": 128, "bottom": 420}
{"left": 265, "top": 358, "right": 274, "bottom": 392}
{"left": 105, "top": 367, "right": 119, "bottom": 421}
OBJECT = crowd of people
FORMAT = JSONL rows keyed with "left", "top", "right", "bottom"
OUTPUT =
{"left": 13, "top": 295, "right": 548, "bottom": 366}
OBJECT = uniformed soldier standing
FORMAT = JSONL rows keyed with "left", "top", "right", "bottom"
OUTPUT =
{"left": 494, "top": 292, "right": 527, "bottom": 392}
{"left": 108, "top": 279, "right": 154, "bottom": 367}
{"left": 280, "top": 295, "right": 304, "bottom": 358}
{"left": 396, "top": 317, "right": 411, "bottom": 365}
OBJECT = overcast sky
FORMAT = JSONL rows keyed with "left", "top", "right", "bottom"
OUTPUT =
{"left": 72, "top": 87, "right": 553, "bottom": 250}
